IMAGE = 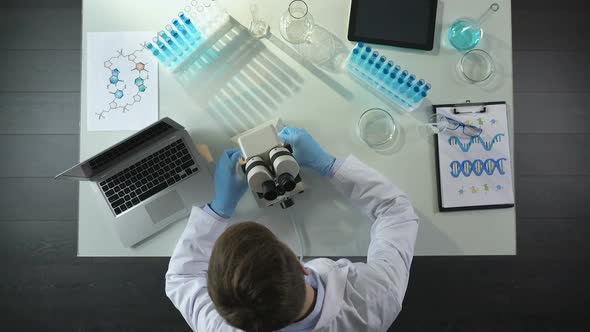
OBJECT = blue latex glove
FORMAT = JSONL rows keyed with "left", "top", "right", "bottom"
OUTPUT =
{"left": 279, "top": 127, "right": 336, "bottom": 176}
{"left": 210, "top": 149, "right": 248, "bottom": 218}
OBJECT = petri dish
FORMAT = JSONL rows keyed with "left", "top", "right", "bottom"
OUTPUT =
{"left": 358, "top": 108, "right": 397, "bottom": 149}
{"left": 457, "top": 49, "right": 495, "bottom": 83}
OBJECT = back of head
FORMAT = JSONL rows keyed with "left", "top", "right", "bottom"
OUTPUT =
{"left": 208, "top": 222, "right": 306, "bottom": 332}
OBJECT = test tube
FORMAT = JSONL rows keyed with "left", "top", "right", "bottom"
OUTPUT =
{"left": 145, "top": 42, "right": 170, "bottom": 66}
{"left": 412, "top": 91, "right": 427, "bottom": 104}
{"left": 384, "top": 65, "right": 400, "bottom": 84}
{"left": 173, "top": 19, "right": 198, "bottom": 45}
{"left": 371, "top": 61, "right": 382, "bottom": 76}
{"left": 420, "top": 83, "right": 432, "bottom": 94}
{"left": 153, "top": 37, "right": 177, "bottom": 62}
{"left": 357, "top": 53, "right": 369, "bottom": 66}
{"left": 399, "top": 75, "right": 416, "bottom": 93}
{"left": 357, "top": 42, "right": 365, "bottom": 48}
{"left": 168, "top": 26, "right": 190, "bottom": 51}
{"left": 350, "top": 48, "right": 361, "bottom": 63}
{"left": 179, "top": 12, "right": 199, "bottom": 35}
{"left": 365, "top": 51, "right": 378, "bottom": 70}
{"left": 379, "top": 67, "right": 390, "bottom": 81}
{"left": 362, "top": 46, "right": 372, "bottom": 63}
{"left": 159, "top": 31, "right": 183, "bottom": 57}
{"left": 392, "top": 70, "right": 408, "bottom": 89}
{"left": 384, "top": 60, "right": 393, "bottom": 71}
{"left": 366, "top": 57, "right": 375, "bottom": 72}
{"left": 405, "top": 79, "right": 425, "bottom": 98}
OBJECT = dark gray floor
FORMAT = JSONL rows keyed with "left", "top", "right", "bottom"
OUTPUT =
{"left": 0, "top": 0, "right": 589, "bottom": 331}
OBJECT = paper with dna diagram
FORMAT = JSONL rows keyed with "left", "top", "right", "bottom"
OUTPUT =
{"left": 435, "top": 103, "right": 514, "bottom": 210}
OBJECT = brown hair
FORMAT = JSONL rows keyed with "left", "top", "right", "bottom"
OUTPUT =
{"left": 207, "top": 222, "right": 306, "bottom": 332}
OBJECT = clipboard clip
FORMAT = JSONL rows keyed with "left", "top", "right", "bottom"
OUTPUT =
{"left": 452, "top": 100, "right": 487, "bottom": 114}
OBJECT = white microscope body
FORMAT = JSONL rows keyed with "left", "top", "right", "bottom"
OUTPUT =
{"left": 237, "top": 124, "right": 304, "bottom": 209}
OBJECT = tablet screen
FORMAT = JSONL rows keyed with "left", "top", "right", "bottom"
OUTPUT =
{"left": 348, "top": 0, "right": 438, "bottom": 50}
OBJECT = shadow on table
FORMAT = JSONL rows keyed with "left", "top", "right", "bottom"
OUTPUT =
{"left": 267, "top": 30, "right": 354, "bottom": 101}
{"left": 176, "top": 17, "right": 305, "bottom": 137}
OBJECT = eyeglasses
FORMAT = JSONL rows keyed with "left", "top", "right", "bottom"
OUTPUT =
{"left": 445, "top": 116, "right": 482, "bottom": 137}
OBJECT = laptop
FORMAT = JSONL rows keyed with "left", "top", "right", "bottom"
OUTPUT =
{"left": 56, "top": 118, "right": 214, "bottom": 247}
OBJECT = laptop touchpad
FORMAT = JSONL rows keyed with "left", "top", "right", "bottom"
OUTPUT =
{"left": 145, "top": 190, "right": 186, "bottom": 224}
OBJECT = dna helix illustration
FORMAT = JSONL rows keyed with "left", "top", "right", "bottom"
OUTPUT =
{"left": 448, "top": 133, "right": 505, "bottom": 152}
{"left": 450, "top": 158, "right": 507, "bottom": 178}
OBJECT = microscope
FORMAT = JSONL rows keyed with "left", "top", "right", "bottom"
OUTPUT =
{"left": 237, "top": 123, "right": 304, "bottom": 209}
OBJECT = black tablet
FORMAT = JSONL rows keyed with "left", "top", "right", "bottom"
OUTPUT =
{"left": 348, "top": 0, "right": 438, "bottom": 51}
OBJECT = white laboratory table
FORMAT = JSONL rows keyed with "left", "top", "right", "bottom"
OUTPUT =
{"left": 79, "top": 0, "right": 515, "bottom": 256}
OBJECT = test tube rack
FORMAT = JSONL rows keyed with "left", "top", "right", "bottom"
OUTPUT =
{"left": 345, "top": 42, "right": 431, "bottom": 111}
{"left": 144, "top": 1, "right": 231, "bottom": 74}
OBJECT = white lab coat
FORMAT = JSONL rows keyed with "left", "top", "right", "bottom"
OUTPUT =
{"left": 165, "top": 155, "right": 419, "bottom": 332}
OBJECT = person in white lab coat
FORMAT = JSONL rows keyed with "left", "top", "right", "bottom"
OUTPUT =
{"left": 165, "top": 127, "right": 419, "bottom": 332}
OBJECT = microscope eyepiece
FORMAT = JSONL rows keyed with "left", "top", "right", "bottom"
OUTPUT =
{"left": 277, "top": 173, "right": 296, "bottom": 192}
{"left": 262, "top": 180, "right": 278, "bottom": 201}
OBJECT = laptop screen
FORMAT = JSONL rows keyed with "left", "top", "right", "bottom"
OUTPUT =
{"left": 57, "top": 120, "right": 176, "bottom": 180}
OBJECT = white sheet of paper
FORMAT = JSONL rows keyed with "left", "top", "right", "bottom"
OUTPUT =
{"left": 86, "top": 32, "right": 158, "bottom": 131}
{"left": 436, "top": 104, "right": 515, "bottom": 209}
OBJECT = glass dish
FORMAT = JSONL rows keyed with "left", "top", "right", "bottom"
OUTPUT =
{"left": 457, "top": 49, "right": 495, "bottom": 83}
{"left": 358, "top": 108, "right": 397, "bottom": 149}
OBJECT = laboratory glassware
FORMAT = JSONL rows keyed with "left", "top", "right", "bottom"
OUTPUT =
{"left": 457, "top": 49, "right": 495, "bottom": 83}
{"left": 279, "top": 0, "right": 314, "bottom": 44}
{"left": 448, "top": 3, "right": 500, "bottom": 51}
{"left": 357, "top": 108, "right": 397, "bottom": 149}
{"left": 249, "top": 4, "right": 269, "bottom": 38}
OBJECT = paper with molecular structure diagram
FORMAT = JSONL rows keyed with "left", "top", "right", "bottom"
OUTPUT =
{"left": 86, "top": 32, "right": 158, "bottom": 131}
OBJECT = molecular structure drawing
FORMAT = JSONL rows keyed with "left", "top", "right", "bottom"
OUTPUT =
{"left": 97, "top": 47, "right": 150, "bottom": 120}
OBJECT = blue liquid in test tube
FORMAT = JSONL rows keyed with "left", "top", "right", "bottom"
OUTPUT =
{"left": 399, "top": 75, "right": 416, "bottom": 93}
{"left": 358, "top": 53, "right": 368, "bottom": 66}
{"left": 412, "top": 91, "right": 427, "bottom": 104}
{"left": 153, "top": 37, "right": 176, "bottom": 62}
{"left": 379, "top": 68, "right": 390, "bottom": 80}
{"left": 385, "top": 71, "right": 396, "bottom": 84}
{"left": 385, "top": 61, "right": 393, "bottom": 71}
{"left": 173, "top": 19, "right": 197, "bottom": 45}
{"left": 392, "top": 70, "right": 408, "bottom": 89}
{"left": 389, "top": 65, "right": 401, "bottom": 81}
{"left": 146, "top": 42, "right": 169, "bottom": 66}
{"left": 385, "top": 65, "right": 400, "bottom": 84}
{"left": 365, "top": 51, "right": 378, "bottom": 70}
{"left": 366, "top": 58, "right": 375, "bottom": 72}
{"left": 357, "top": 42, "right": 365, "bottom": 48}
{"left": 371, "top": 62, "right": 382, "bottom": 76}
{"left": 170, "top": 29, "right": 190, "bottom": 51}
{"left": 351, "top": 48, "right": 361, "bottom": 63}
{"left": 405, "top": 79, "right": 425, "bottom": 98}
{"left": 160, "top": 31, "right": 183, "bottom": 57}
{"left": 179, "top": 12, "right": 199, "bottom": 35}
{"left": 420, "top": 83, "right": 432, "bottom": 94}
{"left": 361, "top": 46, "right": 372, "bottom": 65}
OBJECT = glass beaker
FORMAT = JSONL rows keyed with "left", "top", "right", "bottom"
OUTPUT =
{"left": 249, "top": 4, "right": 269, "bottom": 38}
{"left": 279, "top": 0, "right": 314, "bottom": 44}
{"left": 448, "top": 3, "right": 499, "bottom": 51}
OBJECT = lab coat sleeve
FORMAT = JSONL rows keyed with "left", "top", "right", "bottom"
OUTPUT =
{"left": 165, "top": 206, "right": 242, "bottom": 332}
{"left": 329, "top": 156, "right": 419, "bottom": 307}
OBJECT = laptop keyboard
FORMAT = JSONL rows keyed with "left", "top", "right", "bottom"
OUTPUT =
{"left": 99, "top": 139, "right": 199, "bottom": 215}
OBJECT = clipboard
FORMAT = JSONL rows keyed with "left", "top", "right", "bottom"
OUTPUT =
{"left": 433, "top": 101, "right": 515, "bottom": 212}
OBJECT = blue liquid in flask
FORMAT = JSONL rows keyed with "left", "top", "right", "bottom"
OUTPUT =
{"left": 448, "top": 3, "right": 500, "bottom": 51}
{"left": 448, "top": 19, "right": 481, "bottom": 51}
